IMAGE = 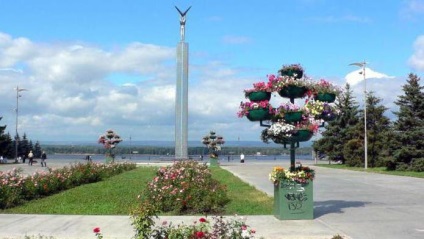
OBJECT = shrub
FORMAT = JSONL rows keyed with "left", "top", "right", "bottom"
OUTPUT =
{"left": 385, "top": 158, "right": 397, "bottom": 171}
{"left": 343, "top": 139, "right": 363, "bottom": 167}
{"left": 0, "top": 168, "right": 24, "bottom": 209}
{"left": 410, "top": 158, "right": 424, "bottom": 172}
{"left": 143, "top": 160, "right": 229, "bottom": 214}
{"left": 395, "top": 162, "right": 409, "bottom": 171}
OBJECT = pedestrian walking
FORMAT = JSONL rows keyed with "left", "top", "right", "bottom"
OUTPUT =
{"left": 28, "top": 151, "right": 34, "bottom": 166}
{"left": 41, "top": 151, "right": 47, "bottom": 167}
{"left": 240, "top": 153, "right": 245, "bottom": 163}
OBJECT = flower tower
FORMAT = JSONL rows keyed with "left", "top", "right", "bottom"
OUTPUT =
{"left": 238, "top": 64, "right": 341, "bottom": 220}
{"left": 202, "top": 131, "right": 225, "bottom": 167}
{"left": 98, "top": 129, "right": 123, "bottom": 163}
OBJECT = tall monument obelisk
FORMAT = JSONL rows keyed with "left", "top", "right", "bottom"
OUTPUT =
{"left": 175, "top": 6, "right": 191, "bottom": 159}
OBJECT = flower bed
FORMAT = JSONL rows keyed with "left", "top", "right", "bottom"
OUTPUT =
{"left": 127, "top": 216, "right": 257, "bottom": 239}
{"left": 142, "top": 160, "right": 229, "bottom": 214}
{"left": 0, "top": 162, "right": 136, "bottom": 209}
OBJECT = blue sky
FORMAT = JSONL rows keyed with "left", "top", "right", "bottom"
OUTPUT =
{"left": 0, "top": 0, "right": 423, "bottom": 144}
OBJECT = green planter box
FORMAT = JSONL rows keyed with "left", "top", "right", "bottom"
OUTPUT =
{"left": 246, "top": 108, "right": 271, "bottom": 121}
{"left": 247, "top": 91, "right": 271, "bottom": 102}
{"left": 279, "top": 69, "right": 303, "bottom": 79}
{"left": 105, "top": 155, "right": 114, "bottom": 163}
{"left": 284, "top": 111, "right": 303, "bottom": 123}
{"left": 274, "top": 180, "right": 313, "bottom": 220}
{"left": 278, "top": 85, "right": 307, "bottom": 99}
{"left": 209, "top": 158, "right": 219, "bottom": 167}
{"left": 315, "top": 93, "right": 336, "bottom": 103}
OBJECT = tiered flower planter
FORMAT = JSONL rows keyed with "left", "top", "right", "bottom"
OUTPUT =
{"left": 202, "top": 131, "right": 225, "bottom": 167}
{"left": 240, "top": 64, "right": 341, "bottom": 221}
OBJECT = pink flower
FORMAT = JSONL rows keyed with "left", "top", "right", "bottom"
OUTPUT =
{"left": 241, "top": 225, "right": 247, "bottom": 230}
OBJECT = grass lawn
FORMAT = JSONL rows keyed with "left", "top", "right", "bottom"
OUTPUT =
{"left": 316, "top": 164, "right": 424, "bottom": 178}
{"left": 2, "top": 166, "right": 273, "bottom": 215}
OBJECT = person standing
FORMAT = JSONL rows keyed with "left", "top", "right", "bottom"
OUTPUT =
{"left": 41, "top": 151, "right": 47, "bottom": 167}
{"left": 240, "top": 153, "right": 245, "bottom": 163}
{"left": 28, "top": 150, "right": 34, "bottom": 166}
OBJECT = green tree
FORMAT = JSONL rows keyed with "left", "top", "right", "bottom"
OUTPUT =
{"left": 345, "top": 92, "right": 391, "bottom": 167}
{"left": 33, "top": 141, "right": 43, "bottom": 158}
{"left": 0, "top": 117, "right": 9, "bottom": 157}
{"left": 391, "top": 73, "right": 424, "bottom": 170}
{"left": 19, "top": 133, "right": 30, "bottom": 158}
{"left": 314, "top": 83, "right": 360, "bottom": 163}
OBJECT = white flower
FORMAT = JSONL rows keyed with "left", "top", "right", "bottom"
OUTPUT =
{"left": 267, "top": 122, "right": 295, "bottom": 137}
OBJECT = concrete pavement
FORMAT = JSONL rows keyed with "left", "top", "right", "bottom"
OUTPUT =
{"left": 1, "top": 159, "right": 424, "bottom": 238}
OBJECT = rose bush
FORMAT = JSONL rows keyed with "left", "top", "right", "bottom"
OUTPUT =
{"left": 143, "top": 160, "right": 229, "bottom": 214}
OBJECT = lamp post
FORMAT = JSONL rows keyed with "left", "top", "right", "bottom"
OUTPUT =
{"left": 349, "top": 62, "right": 368, "bottom": 169}
{"left": 14, "top": 86, "right": 28, "bottom": 163}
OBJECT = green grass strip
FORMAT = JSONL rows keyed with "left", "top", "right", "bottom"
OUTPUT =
{"left": 211, "top": 167, "right": 273, "bottom": 215}
{"left": 2, "top": 166, "right": 273, "bottom": 215}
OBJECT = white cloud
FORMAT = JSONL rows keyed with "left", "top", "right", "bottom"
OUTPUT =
{"left": 0, "top": 30, "right": 409, "bottom": 145}
{"left": 400, "top": 0, "right": 424, "bottom": 20}
{"left": 345, "top": 67, "right": 395, "bottom": 86}
{"left": 0, "top": 32, "right": 261, "bottom": 143}
{"left": 408, "top": 35, "right": 424, "bottom": 71}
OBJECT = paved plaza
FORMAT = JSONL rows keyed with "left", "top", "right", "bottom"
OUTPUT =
{"left": 0, "top": 159, "right": 424, "bottom": 238}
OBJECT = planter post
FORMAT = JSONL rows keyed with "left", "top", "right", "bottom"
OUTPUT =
{"left": 202, "top": 131, "right": 225, "bottom": 167}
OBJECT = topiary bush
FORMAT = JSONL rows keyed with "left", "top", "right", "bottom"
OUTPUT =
{"left": 143, "top": 160, "right": 229, "bottom": 214}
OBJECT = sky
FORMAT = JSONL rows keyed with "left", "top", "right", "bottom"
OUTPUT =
{"left": 0, "top": 0, "right": 423, "bottom": 144}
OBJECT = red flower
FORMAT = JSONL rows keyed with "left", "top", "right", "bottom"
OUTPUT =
{"left": 195, "top": 231, "right": 205, "bottom": 238}
{"left": 199, "top": 217, "right": 207, "bottom": 223}
{"left": 93, "top": 227, "right": 101, "bottom": 233}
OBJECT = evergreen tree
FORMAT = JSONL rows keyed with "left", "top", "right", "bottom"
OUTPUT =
{"left": 391, "top": 73, "right": 424, "bottom": 170}
{"left": 345, "top": 92, "right": 391, "bottom": 167}
{"left": 4, "top": 133, "right": 14, "bottom": 158}
{"left": 313, "top": 84, "right": 360, "bottom": 163}
{"left": 19, "top": 133, "right": 30, "bottom": 158}
{"left": 0, "top": 117, "right": 9, "bottom": 157}
{"left": 33, "top": 141, "right": 42, "bottom": 158}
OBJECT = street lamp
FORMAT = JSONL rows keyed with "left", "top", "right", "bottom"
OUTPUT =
{"left": 349, "top": 62, "right": 367, "bottom": 169}
{"left": 14, "top": 86, "right": 28, "bottom": 163}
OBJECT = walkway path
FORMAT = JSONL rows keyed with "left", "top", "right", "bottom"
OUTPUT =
{"left": 1, "top": 159, "right": 423, "bottom": 238}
